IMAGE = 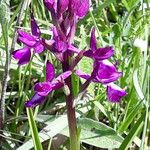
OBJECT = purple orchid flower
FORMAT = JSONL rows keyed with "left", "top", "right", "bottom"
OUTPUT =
{"left": 107, "top": 83, "right": 127, "bottom": 102}
{"left": 84, "top": 28, "right": 114, "bottom": 61}
{"left": 25, "top": 61, "right": 72, "bottom": 107}
{"left": 12, "top": 13, "right": 44, "bottom": 65}
{"left": 76, "top": 60, "right": 122, "bottom": 84}
{"left": 75, "top": 60, "right": 126, "bottom": 102}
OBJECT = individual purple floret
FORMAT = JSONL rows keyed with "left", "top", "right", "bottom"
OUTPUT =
{"left": 95, "top": 60, "right": 122, "bottom": 84}
{"left": 25, "top": 61, "right": 72, "bottom": 107}
{"left": 76, "top": 60, "right": 122, "bottom": 84}
{"left": 12, "top": 13, "right": 44, "bottom": 65}
{"left": 107, "top": 83, "right": 127, "bottom": 102}
{"left": 84, "top": 28, "right": 114, "bottom": 61}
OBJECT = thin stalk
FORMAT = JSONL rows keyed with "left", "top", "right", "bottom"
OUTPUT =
{"left": 62, "top": 52, "right": 79, "bottom": 150}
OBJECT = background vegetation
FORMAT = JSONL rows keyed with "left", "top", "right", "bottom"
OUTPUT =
{"left": 0, "top": 0, "right": 149, "bottom": 149}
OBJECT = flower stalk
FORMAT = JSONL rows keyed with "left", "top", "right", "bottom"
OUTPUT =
{"left": 62, "top": 51, "right": 80, "bottom": 150}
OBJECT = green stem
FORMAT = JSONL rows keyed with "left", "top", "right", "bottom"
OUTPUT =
{"left": 63, "top": 52, "right": 80, "bottom": 150}
{"left": 66, "top": 91, "right": 80, "bottom": 150}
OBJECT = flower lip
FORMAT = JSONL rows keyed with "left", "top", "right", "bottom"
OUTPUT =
{"left": 12, "top": 47, "right": 31, "bottom": 65}
{"left": 25, "top": 93, "right": 46, "bottom": 107}
{"left": 96, "top": 60, "right": 122, "bottom": 84}
{"left": 107, "top": 83, "right": 127, "bottom": 102}
{"left": 34, "top": 82, "right": 53, "bottom": 96}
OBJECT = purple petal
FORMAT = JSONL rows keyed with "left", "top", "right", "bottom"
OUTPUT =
{"left": 18, "top": 36, "right": 36, "bottom": 47}
{"left": 18, "top": 30, "right": 36, "bottom": 41}
{"left": 34, "top": 82, "right": 52, "bottom": 96}
{"left": 44, "top": 0, "right": 55, "bottom": 11}
{"left": 90, "top": 28, "right": 97, "bottom": 51}
{"left": 74, "top": 0, "right": 90, "bottom": 18}
{"left": 93, "top": 46, "right": 114, "bottom": 60}
{"left": 58, "top": 0, "right": 69, "bottom": 14}
{"left": 51, "top": 82, "right": 63, "bottom": 90}
{"left": 31, "top": 13, "right": 41, "bottom": 37}
{"left": 52, "top": 26, "right": 58, "bottom": 38}
{"left": 84, "top": 50, "right": 94, "bottom": 58}
{"left": 25, "top": 93, "right": 46, "bottom": 107}
{"left": 68, "top": 45, "right": 80, "bottom": 53}
{"left": 107, "top": 83, "right": 127, "bottom": 102}
{"left": 96, "top": 60, "right": 122, "bottom": 84}
{"left": 12, "top": 47, "right": 31, "bottom": 65}
{"left": 34, "top": 42, "right": 45, "bottom": 53}
{"left": 54, "top": 38, "right": 68, "bottom": 52}
{"left": 55, "top": 71, "right": 72, "bottom": 82}
{"left": 75, "top": 70, "right": 91, "bottom": 80}
{"left": 46, "top": 61, "right": 55, "bottom": 82}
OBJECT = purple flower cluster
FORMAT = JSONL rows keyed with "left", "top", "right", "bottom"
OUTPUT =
{"left": 76, "top": 28, "right": 127, "bottom": 102}
{"left": 12, "top": 0, "right": 126, "bottom": 107}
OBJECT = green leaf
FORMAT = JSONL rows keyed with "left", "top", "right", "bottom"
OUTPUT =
{"left": 62, "top": 118, "right": 123, "bottom": 149}
{"left": 133, "top": 69, "right": 147, "bottom": 105}
{"left": 26, "top": 108, "right": 43, "bottom": 150}
{"left": 119, "top": 113, "right": 144, "bottom": 150}
{"left": 0, "top": 1, "right": 10, "bottom": 24}
{"left": 17, "top": 115, "right": 69, "bottom": 150}
{"left": 118, "top": 101, "right": 142, "bottom": 133}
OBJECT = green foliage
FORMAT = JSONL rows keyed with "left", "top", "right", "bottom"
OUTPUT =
{"left": 62, "top": 118, "right": 123, "bottom": 149}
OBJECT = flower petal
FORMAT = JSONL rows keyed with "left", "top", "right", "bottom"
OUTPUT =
{"left": 55, "top": 71, "right": 72, "bottom": 82}
{"left": 44, "top": 0, "right": 55, "bottom": 11}
{"left": 90, "top": 28, "right": 97, "bottom": 51}
{"left": 31, "top": 13, "right": 41, "bottom": 37}
{"left": 46, "top": 61, "right": 55, "bottom": 82}
{"left": 107, "top": 83, "right": 127, "bottom": 102}
{"left": 51, "top": 82, "right": 63, "bottom": 90}
{"left": 18, "top": 36, "right": 36, "bottom": 47}
{"left": 25, "top": 93, "right": 46, "bottom": 107}
{"left": 34, "top": 42, "right": 45, "bottom": 53}
{"left": 84, "top": 50, "right": 94, "bottom": 58}
{"left": 34, "top": 82, "right": 52, "bottom": 96}
{"left": 94, "top": 46, "right": 114, "bottom": 60}
{"left": 75, "top": 70, "right": 91, "bottom": 80}
{"left": 58, "top": 0, "right": 69, "bottom": 14}
{"left": 18, "top": 30, "right": 36, "bottom": 41}
{"left": 74, "top": 0, "right": 90, "bottom": 18}
{"left": 68, "top": 45, "right": 80, "bottom": 53}
{"left": 12, "top": 47, "right": 31, "bottom": 65}
{"left": 96, "top": 60, "right": 122, "bottom": 84}
{"left": 54, "top": 38, "right": 68, "bottom": 52}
